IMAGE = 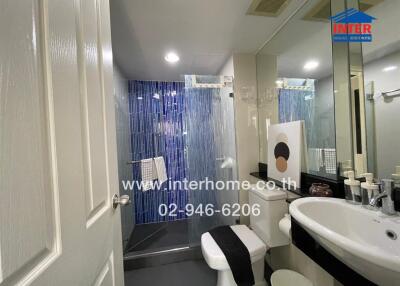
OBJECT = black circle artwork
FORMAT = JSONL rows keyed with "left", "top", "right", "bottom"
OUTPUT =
{"left": 274, "top": 142, "right": 290, "bottom": 173}
{"left": 274, "top": 142, "right": 290, "bottom": 160}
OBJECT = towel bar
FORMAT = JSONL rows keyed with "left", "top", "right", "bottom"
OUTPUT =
{"left": 382, "top": 88, "right": 400, "bottom": 98}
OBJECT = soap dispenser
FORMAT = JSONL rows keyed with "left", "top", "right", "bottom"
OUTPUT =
{"left": 344, "top": 171, "right": 361, "bottom": 204}
{"left": 393, "top": 166, "right": 400, "bottom": 188}
{"left": 392, "top": 166, "right": 400, "bottom": 211}
{"left": 361, "top": 173, "right": 379, "bottom": 210}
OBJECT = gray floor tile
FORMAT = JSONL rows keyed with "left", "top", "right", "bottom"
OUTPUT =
{"left": 124, "top": 260, "right": 217, "bottom": 286}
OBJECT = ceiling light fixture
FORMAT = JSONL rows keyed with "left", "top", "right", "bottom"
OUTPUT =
{"left": 382, "top": 65, "right": 398, "bottom": 72}
{"left": 165, "top": 52, "right": 180, "bottom": 63}
{"left": 303, "top": 60, "right": 319, "bottom": 71}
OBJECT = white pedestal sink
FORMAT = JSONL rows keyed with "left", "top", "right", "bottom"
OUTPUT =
{"left": 289, "top": 197, "right": 400, "bottom": 286}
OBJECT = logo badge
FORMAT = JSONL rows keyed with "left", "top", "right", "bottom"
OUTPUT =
{"left": 331, "top": 8, "right": 376, "bottom": 42}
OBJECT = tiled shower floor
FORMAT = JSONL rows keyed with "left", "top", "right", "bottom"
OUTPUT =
{"left": 125, "top": 220, "right": 189, "bottom": 252}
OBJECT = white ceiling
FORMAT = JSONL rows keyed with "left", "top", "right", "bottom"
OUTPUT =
{"left": 110, "top": 0, "right": 306, "bottom": 81}
{"left": 258, "top": 0, "right": 400, "bottom": 80}
{"left": 361, "top": 0, "right": 400, "bottom": 63}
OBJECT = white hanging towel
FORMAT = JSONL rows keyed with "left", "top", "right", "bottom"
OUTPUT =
{"left": 152, "top": 158, "right": 159, "bottom": 180}
{"left": 154, "top": 156, "right": 168, "bottom": 184}
{"left": 141, "top": 158, "right": 153, "bottom": 191}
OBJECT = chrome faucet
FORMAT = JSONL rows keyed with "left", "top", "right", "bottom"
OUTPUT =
{"left": 370, "top": 179, "right": 397, "bottom": 215}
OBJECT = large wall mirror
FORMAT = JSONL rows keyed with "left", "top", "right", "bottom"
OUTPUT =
{"left": 256, "top": 0, "right": 336, "bottom": 179}
{"left": 358, "top": 0, "right": 400, "bottom": 179}
{"left": 257, "top": 0, "right": 396, "bottom": 180}
{"left": 334, "top": 0, "right": 399, "bottom": 179}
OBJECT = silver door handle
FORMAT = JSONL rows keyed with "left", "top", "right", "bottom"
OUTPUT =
{"left": 112, "top": 194, "right": 131, "bottom": 209}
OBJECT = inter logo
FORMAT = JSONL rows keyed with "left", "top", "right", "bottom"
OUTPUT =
{"left": 331, "top": 8, "right": 376, "bottom": 42}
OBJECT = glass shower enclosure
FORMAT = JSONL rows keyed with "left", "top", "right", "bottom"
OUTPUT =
{"left": 185, "top": 75, "right": 239, "bottom": 246}
{"left": 118, "top": 74, "right": 239, "bottom": 258}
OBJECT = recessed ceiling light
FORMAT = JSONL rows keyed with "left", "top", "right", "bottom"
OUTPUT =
{"left": 382, "top": 65, "right": 398, "bottom": 72}
{"left": 165, "top": 52, "right": 180, "bottom": 63}
{"left": 304, "top": 60, "right": 319, "bottom": 71}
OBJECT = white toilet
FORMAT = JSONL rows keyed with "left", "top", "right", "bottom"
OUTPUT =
{"left": 201, "top": 185, "right": 290, "bottom": 286}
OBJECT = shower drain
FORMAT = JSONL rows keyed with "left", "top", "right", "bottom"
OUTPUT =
{"left": 386, "top": 230, "right": 397, "bottom": 240}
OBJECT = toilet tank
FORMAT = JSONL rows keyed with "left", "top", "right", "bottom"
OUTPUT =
{"left": 249, "top": 185, "right": 290, "bottom": 248}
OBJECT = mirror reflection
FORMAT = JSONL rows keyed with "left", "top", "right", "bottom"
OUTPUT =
{"left": 256, "top": 0, "right": 336, "bottom": 179}
{"left": 361, "top": 0, "right": 400, "bottom": 179}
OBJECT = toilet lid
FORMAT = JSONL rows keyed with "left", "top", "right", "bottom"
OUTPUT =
{"left": 250, "top": 185, "right": 287, "bottom": 201}
{"left": 201, "top": 225, "right": 266, "bottom": 269}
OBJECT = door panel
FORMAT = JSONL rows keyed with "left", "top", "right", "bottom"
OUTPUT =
{"left": 77, "top": 0, "right": 110, "bottom": 225}
{"left": 0, "top": 0, "right": 123, "bottom": 285}
{"left": 0, "top": 0, "right": 61, "bottom": 284}
{"left": 93, "top": 252, "right": 115, "bottom": 286}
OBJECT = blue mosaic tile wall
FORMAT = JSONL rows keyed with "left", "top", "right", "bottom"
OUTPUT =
{"left": 185, "top": 83, "right": 219, "bottom": 206}
{"left": 278, "top": 87, "right": 315, "bottom": 147}
{"left": 129, "top": 80, "right": 188, "bottom": 224}
{"left": 184, "top": 78, "right": 221, "bottom": 241}
{"left": 128, "top": 77, "right": 237, "bottom": 227}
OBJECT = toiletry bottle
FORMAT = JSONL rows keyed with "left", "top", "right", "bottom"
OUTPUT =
{"left": 361, "top": 173, "right": 379, "bottom": 210}
{"left": 393, "top": 166, "right": 400, "bottom": 187}
{"left": 344, "top": 171, "right": 361, "bottom": 204}
{"left": 392, "top": 166, "right": 400, "bottom": 212}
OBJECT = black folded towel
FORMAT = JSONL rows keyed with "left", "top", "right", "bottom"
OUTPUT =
{"left": 209, "top": 225, "right": 255, "bottom": 286}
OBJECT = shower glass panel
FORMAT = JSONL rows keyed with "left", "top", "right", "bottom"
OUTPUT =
{"left": 184, "top": 75, "right": 239, "bottom": 246}
{"left": 125, "top": 81, "right": 189, "bottom": 254}
{"left": 119, "top": 75, "right": 239, "bottom": 255}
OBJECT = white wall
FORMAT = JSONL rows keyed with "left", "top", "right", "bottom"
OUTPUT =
{"left": 219, "top": 54, "right": 260, "bottom": 224}
{"left": 364, "top": 50, "right": 400, "bottom": 178}
{"left": 256, "top": 54, "right": 279, "bottom": 164}
{"left": 233, "top": 54, "right": 260, "bottom": 225}
{"left": 219, "top": 55, "right": 234, "bottom": 77}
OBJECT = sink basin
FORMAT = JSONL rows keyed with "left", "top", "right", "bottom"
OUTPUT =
{"left": 289, "top": 197, "right": 400, "bottom": 286}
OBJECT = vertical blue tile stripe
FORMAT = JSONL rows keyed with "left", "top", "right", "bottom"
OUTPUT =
{"left": 128, "top": 80, "right": 188, "bottom": 224}
{"left": 128, "top": 77, "right": 236, "bottom": 227}
{"left": 278, "top": 88, "right": 315, "bottom": 147}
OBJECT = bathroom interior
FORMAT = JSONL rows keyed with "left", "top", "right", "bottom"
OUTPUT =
{"left": 110, "top": 0, "right": 400, "bottom": 285}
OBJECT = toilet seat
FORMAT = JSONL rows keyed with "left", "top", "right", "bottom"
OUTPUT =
{"left": 201, "top": 225, "right": 267, "bottom": 270}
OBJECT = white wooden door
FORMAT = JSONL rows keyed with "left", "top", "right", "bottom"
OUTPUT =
{"left": 0, "top": 0, "right": 124, "bottom": 285}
